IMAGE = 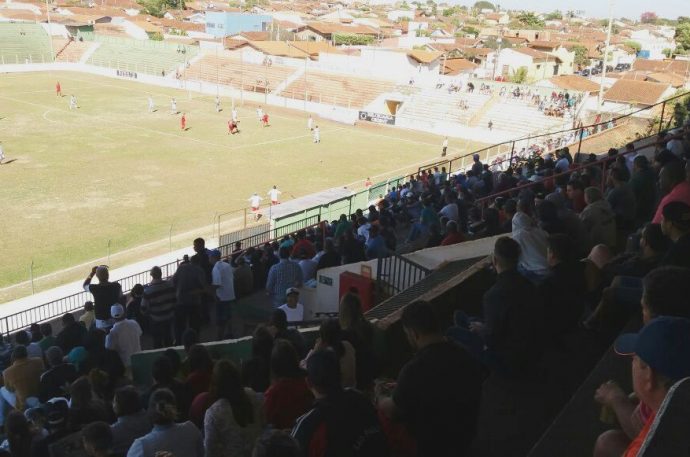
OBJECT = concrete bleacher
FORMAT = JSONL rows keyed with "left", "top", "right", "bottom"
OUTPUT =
{"left": 478, "top": 98, "right": 567, "bottom": 136}
{"left": 281, "top": 71, "right": 395, "bottom": 109}
{"left": 184, "top": 54, "right": 297, "bottom": 93}
{"left": 395, "top": 88, "right": 492, "bottom": 126}
{"left": 85, "top": 35, "right": 198, "bottom": 76}
{"left": 53, "top": 38, "right": 92, "bottom": 63}
{"left": 0, "top": 22, "right": 52, "bottom": 64}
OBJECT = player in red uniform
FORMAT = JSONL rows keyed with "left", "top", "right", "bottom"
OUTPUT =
{"left": 261, "top": 113, "right": 269, "bottom": 127}
{"left": 228, "top": 119, "right": 239, "bottom": 135}
{"left": 180, "top": 113, "right": 186, "bottom": 131}
{"left": 55, "top": 81, "right": 62, "bottom": 97}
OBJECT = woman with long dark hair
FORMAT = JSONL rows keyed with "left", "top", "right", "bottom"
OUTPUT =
{"left": 301, "top": 319, "right": 356, "bottom": 388}
{"left": 204, "top": 359, "right": 263, "bottom": 457}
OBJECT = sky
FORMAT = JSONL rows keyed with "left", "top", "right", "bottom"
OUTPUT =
{"left": 446, "top": 0, "right": 690, "bottom": 21}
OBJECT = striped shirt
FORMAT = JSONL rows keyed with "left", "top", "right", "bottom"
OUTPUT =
{"left": 142, "top": 280, "right": 176, "bottom": 322}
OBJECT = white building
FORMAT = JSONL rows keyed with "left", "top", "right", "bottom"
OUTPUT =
{"left": 630, "top": 29, "right": 676, "bottom": 60}
{"left": 387, "top": 9, "right": 415, "bottom": 22}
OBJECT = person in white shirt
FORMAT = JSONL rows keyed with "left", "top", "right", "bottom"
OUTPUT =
{"left": 215, "top": 95, "right": 221, "bottom": 113}
{"left": 248, "top": 193, "right": 263, "bottom": 220}
{"left": 268, "top": 186, "right": 282, "bottom": 205}
{"left": 257, "top": 106, "right": 263, "bottom": 121}
{"left": 105, "top": 304, "right": 142, "bottom": 370}
{"left": 69, "top": 95, "right": 77, "bottom": 110}
{"left": 210, "top": 250, "right": 235, "bottom": 340}
{"left": 297, "top": 250, "right": 318, "bottom": 281}
{"left": 0, "top": 142, "right": 5, "bottom": 164}
{"left": 279, "top": 287, "right": 304, "bottom": 322}
{"left": 231, "top": 108, "right": 238, "bottom": 123}
{"left": 148, "top": 96, "right": 155, "bottom": 113}
{"left": 171, "top": 98, "right": 177, "bottom": 115}
{"left": 357, "top": 218, "right": 371, "bottom": 242}
{"left": 307, "top": 115, "right": 313, "bottom": 131}
{"left": 313, "top": 126, "right": 320, "bottom": 143}
{"left": 438, "top": 194, "right": 459, "bottom": 222}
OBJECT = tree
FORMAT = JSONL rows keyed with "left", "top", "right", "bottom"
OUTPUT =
{"left": 459, "top": 25, "right": 480, "bottom": 36}
{"left": 473, "top": 1, "right": 494, "bottom": 11}
{"left": 640, "top": 11, "right": 658, "bottom": 24}
{"left": 510, "top": 67, "right": 528, "bottom": 83}
{"left": 675, "top": 21, "right": 690, "bottom": 53}
{"left": 662, "top": 48, "right": 673, "bottom": 58}
{"left": 400, "top": 1, "right": 410, "bottom": 10}
{"left": 545, "top": 10, "right": 563, "bottom": 20}
{"left": 333, "top": 33, "right": 374, "bottom": 45}
{"left": 625, "top": 40, "right": 642, "bottom": 53}
{"left": 516, "top": 12, "right": 544, "bottom": 29}
{"left": 572, "top": 45, "right": 590, "bottom": 67}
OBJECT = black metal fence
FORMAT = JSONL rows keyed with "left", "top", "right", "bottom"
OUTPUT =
{"left": 376, "top": 254, "right": 432, "bottom": 299}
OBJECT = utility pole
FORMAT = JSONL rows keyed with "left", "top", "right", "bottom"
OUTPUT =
{"left": 597, "top": 0, "right": 614, "bottom": 108}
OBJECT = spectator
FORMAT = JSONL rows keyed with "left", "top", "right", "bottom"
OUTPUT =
{"left": 68, "top": 377, "right": 110, "bottom": 428}
{"left": 83, "top": 266, "right": 123, "bottom": 330}
{"left": 438, "top": 194, "right": 459, "bottom": 222}
{"left": 233, "top": 257, "right": 254, "bottom": 298}
{"left": 278, "top": 288, "right": 304, "bottom": 322}
{"left": 105, "top": 304, "right": 142, "bottom": 371}
{"left": 15, "top": 331, "right": 41, "bottom": 359}
{"left": 302, "top": 319, "right": 356, "bottom": 389}
{"left": 144, "top": 356, "right": 191, "bottom": 423}
{"left": 38, "top": 346, "right": 77, "bottom": 403}
{"left": 539, "top": 234, "right": 587, "bottom": 340}
{"left": 0, "top": 346, "right": 43, "bottom": 425}
{"left": 566, "top": 180, "right": 586, "bottom": 213}
{"left": 204, "top": 359, "right": 263, "bottom": 457}
{"left": 511, "top": 211, "right": 549, "bottom": 281}
{"left": 126, "top": 284, "right": 147, "bottom": 334}
{"left": 5, "top": 410, "right": 37, "bottom": 457}
{"left": 440, "top": 220, "right": 465, "bottom": 246}
{"left": 80, "top": 329, "right": 125, "bottom": 394}
{"left": 141, "top": 266, "right": 176, "bottom": 349}
{"left": 291, "top": 350, "right": 388, "bottom": 457}
{"left": 210, "top": 250, "right": 236, "bottom": 341}
{"left": 127, "top": 388, "right": 203, "bottom": 457}
{"left": 593, "top": 317, "right": 690, "bottom": 457}
{"left": 253, "top": 430, "right": 300, "bottom": 457}
{"left": 339, "top": 293, "right": 378, "bottom": 391}
{"left": 297, "top": 250, "right": 318, "bottom": 282}
{"left": 110, "top": 386, "right": 151, "bottom": 456}
{"left": 606, "top": 167, "right": 637, "bottom": 237}
{"left": 38, "top": 324, "right": 55, "bottom": 353}
{"left": 291, "top": 230, "right": 316, "bottom": 259}
{"left": 191, "top": 237, "right": 213, "bottom": 287}
{"left": 339, "top": 230, "right": 365, "bottom": 265}
{"left": 316, "top": 238, "right": 341, "bottom": 270}
{"left": 185, "top": 345, "right": 213, "bottom": 400}
{"left": 266, "top": 247, "right": 303, "bottom": 308}
{"left": 80, "top": 301, "right": 95, "bottom": 330}
{"left": 241, "top": 326, "right": 273, "bottom": 393}
{"left": 652, "top": 161, "right": 690, "bottom": 224}
{"left": 264, "top": 340, "right": 312, "bottom": 430}
{"left": 580, "top": 187, "right": 617, "bottom": 250}
{"left": 173, "top": 256, "right": 207, "bottom": 344}
{"left": 82, "top": 421, "right": 115, "bottom": 457}
{"left": 630, "top": 155, "right": 657, "bottom": 224}
{"left": 365, "top": 225, "right": 389, "bottom": 260}
{"left": 659, "top": 201, "right": 690, "bottom": 268}
{"left": 268, "top": 310, "right": 306, "bottom": 358}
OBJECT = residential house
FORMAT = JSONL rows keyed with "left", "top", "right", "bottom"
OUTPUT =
{"left": 205, "top": 12, "right": 271, "bottom": 38}
{"left": 629, "top": 29, "right": 676, "bottom": 60}
{"left": 294, "top": 22, "right": 379, "bottom": 42}
{"left": 603, "top": 79, "right": 674, "bottom": 110}
{"left": 483, "top": 12, "right": 509, "bottom": 25}
{"left": 495, "top": 47, "right": 569, "bottom": 82}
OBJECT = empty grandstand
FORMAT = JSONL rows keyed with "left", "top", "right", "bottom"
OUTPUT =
{"left": 395, "top": 88, "right": 492, "bottom": 127}
{"left": 84, "top": 35, "right": 199, "bottom": 76}
{"left": 52, "top": 38, "right": 93, "bottom": 63}
{"left": 184, "top": 54, "right": 297, "bottom": 93}
{"left": 281, "top": 71, "right": 396, "bottom": 109}
{"left": 0, "top": 22, "right": 52, "bottom": 64}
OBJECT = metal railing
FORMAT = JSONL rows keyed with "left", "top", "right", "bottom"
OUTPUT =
{"left": 376, "top": 254, "right": 432, "bottom": 299}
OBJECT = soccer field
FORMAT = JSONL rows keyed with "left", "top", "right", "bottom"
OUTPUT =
{"left": 0, "top": 71, "right": 488, "bottom": 299}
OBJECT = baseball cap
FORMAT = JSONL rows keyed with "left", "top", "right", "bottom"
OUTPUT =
{"left": 111, "top": 304, "right": 125, "bottom": 319}
{"left": 285, "top": 287, "right": 300, "bottom": 296}
{"left": 614, "top": 316, "right": 690, "bottom": 381}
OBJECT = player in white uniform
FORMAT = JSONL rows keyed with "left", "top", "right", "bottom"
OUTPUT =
{"left": 256, "top": 107, "right": 263, "bottom": 122}
{"left": 268, "top": 186, "right": 282, "bottom": 205}
{"left": 232, "top": 108, "right": 238, "bottom": 123}
{"left": 69, "top": 95, "right": 77, "bottom": 110}
{"left": 215, "top": 96, "right": 221, "bottom": 113}
{"left": 148, "top": 96, "right": 155, "bottom": 113}
{"left": 171, "top": 98, "right": 177, "bottom": 115}
{"left": 442, "top": 137, "right": 448, "bottom": 156}
{"left": 313, "top": 125, "right": 320, "bottom": 143}
{"left": 248, "top": 193, "right": 263, "bottom": 220}
{"left": 0, "top": 142, "right": 5, "bottom": 164}
{"left": 307, "top": 115, "right": 313, "bottom": 131}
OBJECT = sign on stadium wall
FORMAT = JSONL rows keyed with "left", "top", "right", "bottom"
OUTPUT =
{"left": 358, "top": 111, "right": 395, "bottom": 125}
{"left": 116, "top": 70, "right": 138, "bottom": 79}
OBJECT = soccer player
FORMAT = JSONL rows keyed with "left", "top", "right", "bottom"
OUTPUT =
{"left": 69, "top": 95, "right": 77, "bottom": 110}
{"left": 215, "top": 95, "right": 221, "bottom": 113}
{"left": 55, "top": 81, "right": 62, "bottom": 97}
{"left": 256, "top": 106, "right": 263, "bottom": 122}
{"left": 232, "top": 107, "right": 238, "bottom": 123}
{"left": 268, "top": 185, "right": 281, "bottom": 205}
{"left": 313, "top": 125, "right": 320, "bottom": 143}
{"left": 248, "top": 193, "right": 263, "bottom": 220}
{"left": 0, "top": 142, "right": 5, "bottom": 164}
{"left": 171, "top": 98, "right": 177, "bottom": 115}
{"left": 442, "top": 136, "right": 448, "bottom": 157}
{"left": 307, "top": 115, "right": 313, "bottom": 131}
{"left": 364, "top": 177, "right": 372, "bottom": 188}
{"left": 228, "top": 119, "right": 239, "bottom": 135}
{"left": 180, "top": 113, "right": 186, "bottom": 131}
{"left": 148, "top": 96, "right": 155, "bottom": 113}
{"left": 262, "top": 113, "right": 269, "bottom": 127}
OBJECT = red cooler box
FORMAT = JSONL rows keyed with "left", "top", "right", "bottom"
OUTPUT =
{"left": 339, "top": 271, "right": 376, "bottom": 312}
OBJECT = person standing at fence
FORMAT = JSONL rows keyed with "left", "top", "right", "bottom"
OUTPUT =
{"left": 268, "top": 186, "right": 282, "bottom": 205}
{"left": 210, "top": 250, "right": 235, "bottom": 340}
{"left": 172, "top": 257, "right": 206, "bottom": 345}
{"left": 142, "top": 266, "right": 176, "bottom": 349}
{"left": 249, "top": 193, "right": 263, "bottom": 220}
{"left": 266, "top": 247, "right": 303, "bottom": 308}
{"left": 83, "top": 266, "right": 123, "bottom": 330}
{"left": 442, "top": 136, "right": 448, "bottom": 157}
{"left": 55, "top": 81, "right": 62, "bottom": 97}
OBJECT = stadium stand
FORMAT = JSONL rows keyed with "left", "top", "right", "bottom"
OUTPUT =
{"left": 52, "top": 38, "right": 93, "bottom": 63}
{"left": 395, "top": 88, "right": 492, "bottom": 125}
{"left": 184, "top": 54, "right": 297, "bottom": 93}
{"left": 281, "top": 71, "right": 396, "bottom": 108}
{"left": 0, "top": 22, "right": 52, "bottom": 64}
{"left": 85, "top": 35, "right": 199, "bottom": 76}
{"left": 477, "top": 97, "right": 573, "bottom": 135}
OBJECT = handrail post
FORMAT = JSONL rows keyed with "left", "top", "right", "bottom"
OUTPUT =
{"left": 658, "top": 100, "right": 666, "bottom": 135}
{"left": 509, "top": 141, "right": 515, "bottom": 168}
{"left": 577, "top": 128, "right": 584, "bottom": 155}
{"left": 243, "top": 208, "right": 247, "bottom": 228}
